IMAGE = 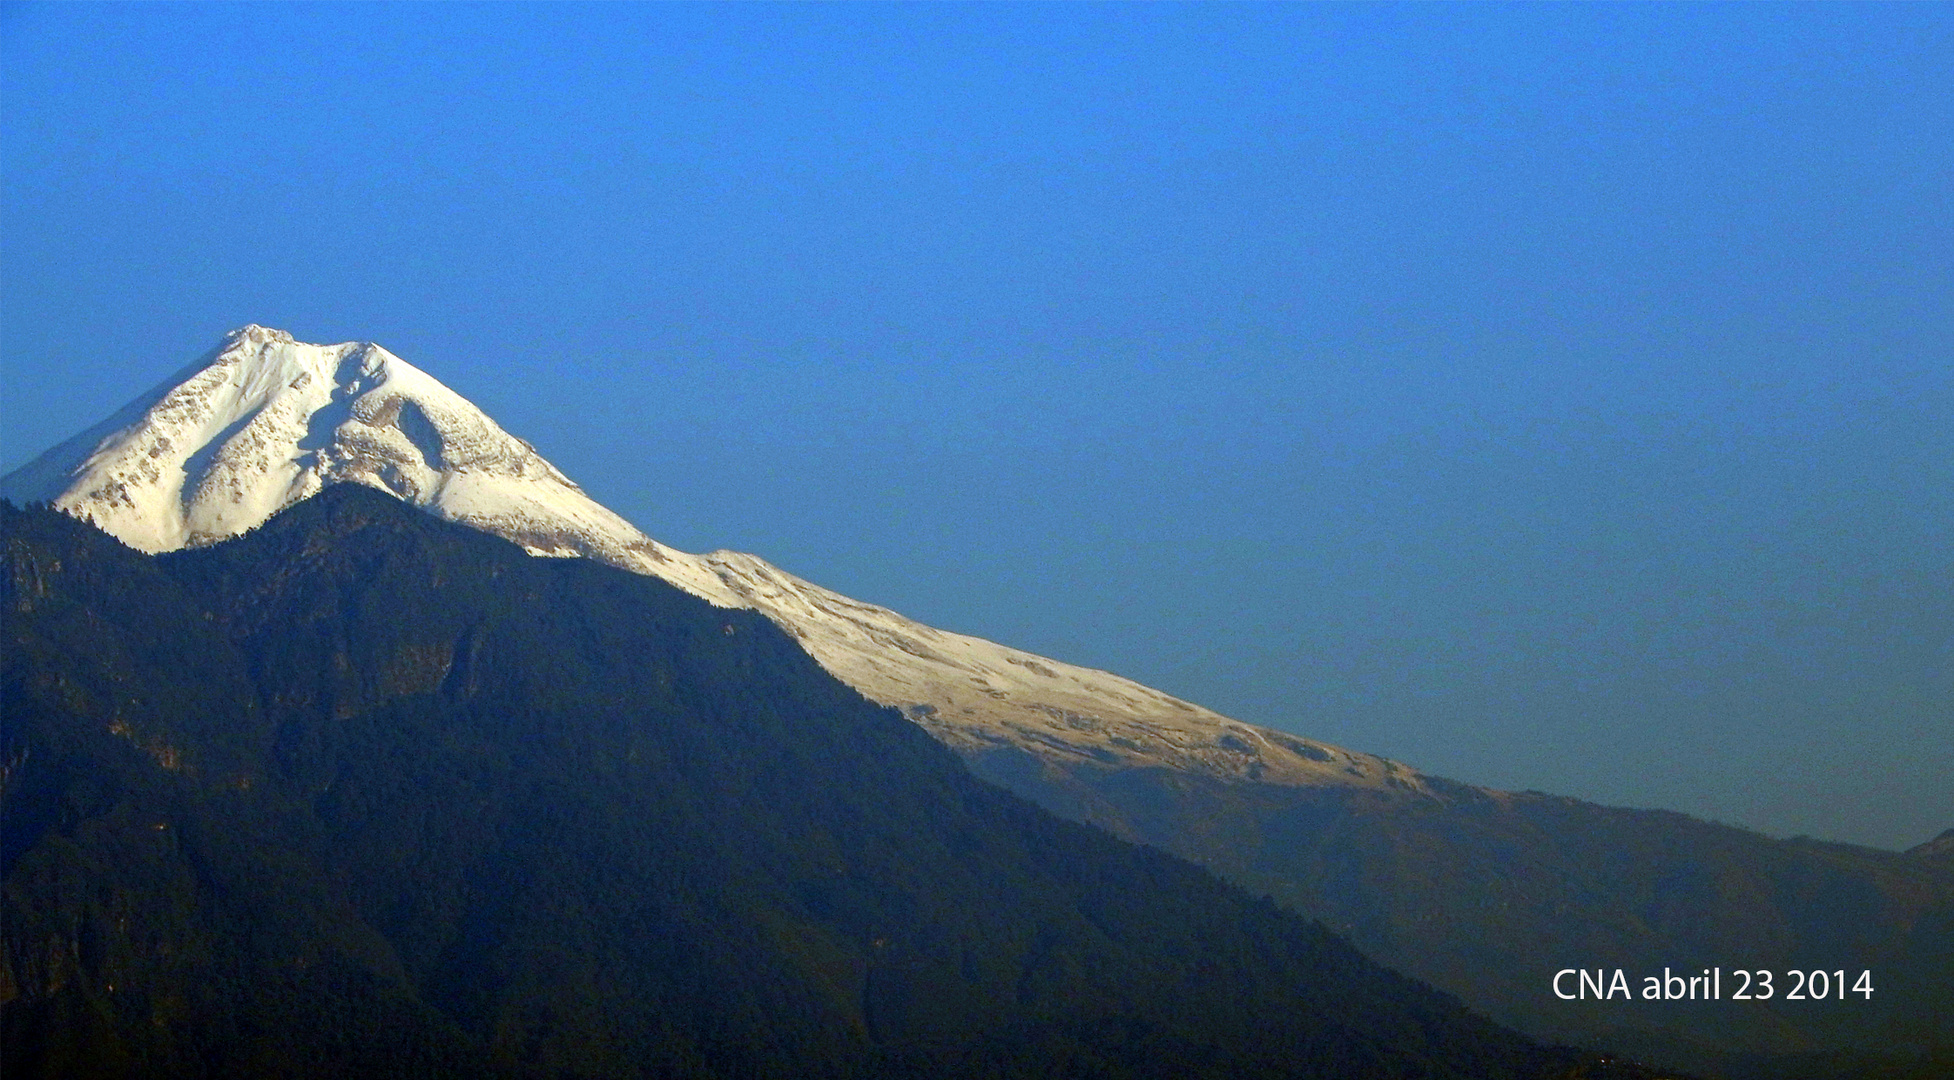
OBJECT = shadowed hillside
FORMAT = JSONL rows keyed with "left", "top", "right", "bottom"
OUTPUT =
{"left": 966, "top": 747, "right": 1953, "bottom": 1080}
{"left": 1, "top": 488, "right": 1651, "bottom": 1079}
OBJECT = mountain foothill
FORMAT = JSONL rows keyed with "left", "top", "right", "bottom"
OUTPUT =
{"left": 4, "top": 487, "right": 1639, "bottom": 1079}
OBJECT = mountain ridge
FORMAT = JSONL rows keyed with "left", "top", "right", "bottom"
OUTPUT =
{"left": 0, "top": 325, "right": 1427, "bottom": 797}
{"left": 9, "top": 326, "right": 1948, "bottom": 1078}
{"left": 2, "top": 487, "right": 1601, "bottom": 1078}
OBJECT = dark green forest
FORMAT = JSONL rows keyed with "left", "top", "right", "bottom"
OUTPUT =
{"left": 0, "top": 489, "right": 1656, "bottom": 1079}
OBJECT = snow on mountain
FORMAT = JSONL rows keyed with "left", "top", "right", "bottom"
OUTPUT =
{"left": 2, "top": 326, "right": 1426, "bottom": 794}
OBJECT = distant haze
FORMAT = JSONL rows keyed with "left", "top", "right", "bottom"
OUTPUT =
{"left": 2, "top": 4, "right": 1948, "bottom": 848}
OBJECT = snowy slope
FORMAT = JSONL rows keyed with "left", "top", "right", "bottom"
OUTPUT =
{"left": 2, "top": 326, "right": 1427, "bottom": 793}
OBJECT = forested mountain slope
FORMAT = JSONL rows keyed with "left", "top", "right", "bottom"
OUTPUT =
{"left": 966, "top": 752, "right": 1953, "bottom": 1079}
{"left": 1, "top": 489, "right": 1632, "bottom": 1080}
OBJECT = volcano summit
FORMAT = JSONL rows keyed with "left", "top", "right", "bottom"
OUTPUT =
{"left": 1, "top": 325, "right": 1420, "bottom": 798}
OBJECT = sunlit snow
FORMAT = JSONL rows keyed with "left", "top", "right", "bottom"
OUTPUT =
{"left": 1, "top": 326, "right": 1425, "bottom": 793}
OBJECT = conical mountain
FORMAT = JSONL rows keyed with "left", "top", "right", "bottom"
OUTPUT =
{"left": 11, "top": 328, "right": 1952, "bottom": 1076}
{"left": 1, "top": 325, "right": 1421, "bottom": 796}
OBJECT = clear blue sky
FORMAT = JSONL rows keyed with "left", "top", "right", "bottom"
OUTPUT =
{"left": 3, "top": 3, "right": 1949, "bottom": 849}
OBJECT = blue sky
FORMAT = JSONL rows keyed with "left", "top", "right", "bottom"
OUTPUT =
{"left": 3, "top": 2, "right": 1949, "bottom": 849}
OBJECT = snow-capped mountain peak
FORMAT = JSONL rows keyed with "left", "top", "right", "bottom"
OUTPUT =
{"left": 0, "top": 325, "right": 673, "bottom": 569}
{"left": 2, "top": 327, "right": 1427, "bottom": 796}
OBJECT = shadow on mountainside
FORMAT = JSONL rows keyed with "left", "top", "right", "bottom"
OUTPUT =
{"left": 2, "top": 489, "right": 1683, "bottom": 1080}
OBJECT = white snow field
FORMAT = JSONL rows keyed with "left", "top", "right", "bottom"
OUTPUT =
{"left": 2, "top": 326, "right": 1426, "bottom": 793}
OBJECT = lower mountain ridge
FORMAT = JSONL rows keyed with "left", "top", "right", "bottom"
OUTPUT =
{"left": 966, "top": 750, "right": 1953, "bottom": 1080}
{"left": 3, "top": 488, "right": 1649, "bottom": 1079}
